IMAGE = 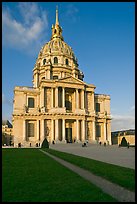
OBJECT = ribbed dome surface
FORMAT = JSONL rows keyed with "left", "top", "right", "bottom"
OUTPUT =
{"left": 38, "top": 38, "right": 76, "bottom": 61}
{"left": 32, "top": 7, "right": 84, "bottom": 87}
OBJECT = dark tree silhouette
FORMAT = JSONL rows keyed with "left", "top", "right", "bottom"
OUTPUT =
{"left": 41, "top": 138, "right": 49, "bottom": 148}
{"left": 120, "top": 137, "right": 128, "bottom": 147}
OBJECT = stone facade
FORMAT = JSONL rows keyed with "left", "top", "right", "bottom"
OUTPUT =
{"left": 2, "top": 120, "right": 13, "bottom": 146}
{"left": 12, "top": 8, "right": 112, "bottom": 147}
{"left": 111, "top": 130, "right": 135, "bottom": 145}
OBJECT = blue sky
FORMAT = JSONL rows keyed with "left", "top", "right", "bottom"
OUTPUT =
{"left": 2, "top": 2, "right": 135, "bottom": 131}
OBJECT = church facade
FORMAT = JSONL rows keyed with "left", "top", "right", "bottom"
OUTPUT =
{"left": 12, "top": 8, "right": 112, "bottom": 147}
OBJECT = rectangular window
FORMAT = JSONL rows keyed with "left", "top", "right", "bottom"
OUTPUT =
{"left": 96, "top": 103, "right": 100, "bottom": 112}
{"left": 96, "top": 125, "right": 101, "bottom": 137}
{"left": 28, "top": 123, "right": 34, "bottom": 137}
{"left": 53, "top": 76, "right": 58, "bottom": 80}
{"left": 28, "top": 98, "right": 34, "bottom": 108}
{"left": 65, "top": 100, "right": 72, "bottom": 111}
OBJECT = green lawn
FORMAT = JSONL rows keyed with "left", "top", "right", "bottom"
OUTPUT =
{"left": 45, "top": 148, "right": 135, "bottom": 192}
{"left": 2, "top": 148, "right": 117, "bottom": 202}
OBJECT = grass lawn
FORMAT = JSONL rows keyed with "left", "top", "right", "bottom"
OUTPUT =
{"left": 45, "top": 148, "right": 135, "bottom": 192}
{"left": 2, "top": 148, "right": 117, "bottom": 202}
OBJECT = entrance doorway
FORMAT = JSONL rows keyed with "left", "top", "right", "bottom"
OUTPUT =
{"left": 66, "top": 128, "right": 72, "bottom": 143}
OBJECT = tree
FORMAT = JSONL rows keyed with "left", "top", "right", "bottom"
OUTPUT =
{"left": 41, "top": 138, "right": 49, "bottom": 148}
{"left": 120, "top": 137, "right": 128, "bottom": 147}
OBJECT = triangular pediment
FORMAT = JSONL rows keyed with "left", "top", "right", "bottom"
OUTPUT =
{"left": 58, "top": 76, "right": 86, "bottom": 85}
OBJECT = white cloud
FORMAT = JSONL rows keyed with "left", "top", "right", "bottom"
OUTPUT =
{"left": 111, "top": 114, "right": 135, "bottom": 131}
{"left": 130, "top": 105, "right": 135, "bottom": 111}
{"left": 2, "top": 2, "right": 48, "bottom": 55}
{"left": 66, "top": 4, "right": 79, "bottom": 23}
{"left": 111, "top": 104, "right": 135, "bottom": 131}
{"left": 18, "top": 2, "right": 40, "bottom": 25}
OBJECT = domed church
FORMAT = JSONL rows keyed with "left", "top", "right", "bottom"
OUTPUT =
{"left": 12, "top": 8, "right": 112, "bottom": 147}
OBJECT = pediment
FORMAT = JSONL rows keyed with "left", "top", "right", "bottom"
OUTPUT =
{"left": 58, "top": 76, "right": 86, "bottom": 85}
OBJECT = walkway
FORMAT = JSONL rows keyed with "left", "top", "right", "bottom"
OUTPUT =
{"left": 49, "top": 143, "right": 135, "bottom": 169}
{"left": 39, "top": 149, "right": 135, "bottom": 202}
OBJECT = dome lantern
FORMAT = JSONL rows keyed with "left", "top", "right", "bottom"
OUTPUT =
{"left": 51, "top": 6, "right": 64, "bottom": 41}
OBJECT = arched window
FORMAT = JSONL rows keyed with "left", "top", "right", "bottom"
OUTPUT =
{"left": 66, "top": 59, "right": 69, "bottom": 66}
{"left": 54, "top": 57, "right": 58, "bottom": 64}
{"left": 43, "top": 59, "right": 46, "bottom": 65}
{"left": 54, "top": 29, "right": 56, "bottom": 34}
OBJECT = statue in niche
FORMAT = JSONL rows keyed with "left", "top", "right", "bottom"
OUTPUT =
{"left": 24, "top": 105, "right": 28, "bottom": 113}
{"left": 37, "top": 105, "right": 40, "bottom": 112}
{"left": 45, "top": 127, "right": 50, "bottom": 136}
{"left": 41, "top": 106, "right": 45, "bottom": 113}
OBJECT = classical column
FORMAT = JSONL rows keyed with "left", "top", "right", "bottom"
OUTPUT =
{"left": 35, "top": 73, "right": 38, "bottom": 88}
{"left": 107, "top": 121, "right": 111, "bottom": 145}
{"left": 55, "top": 87, "right": 58, "bottom": 107}
{"left": 37, "top": 120, "right": 39, "bottom": 141}
{"left": 23, "top": 120, "right": 26, "bottom": 141}
{"left": 92, "top": 92, "right": 94, "bottom": 111}
{"left": 104, "top": 122, "right": 106, "bottom": 142}
{"left": 76, "top": 120, "right": 79, "bottom": 141}
{"left": 82, "top": 120, "right": 85, "bottom": 141}
{"left": 40, "top": 87, "right": 45, "bottom": 107}
{"left": 81, "top": 89, "right": 84, "bottom": 109}
{"left": 85, "top": 121, "right": 87, "bottom": 140}
{"left": 62, "top": 87, "right": 65, "bottom": 108}
{"left": 51, "top": 88, "right": 54, "bottom": 108}
{"left": 51, "top": 119, "right": 54, "bottom": 142}
{"left": 62, "top": 72, "right": 65, "bottom": 78}
{"left": 45, "top": 70, "right": 47, "bottom": 79}
{"left": 47, "top": 70, "right": 50, "bottom": 79}
{"left": 76, "top": 89, "right": 79, "bottom": 109}
{"left": 41, "top": 119, "right": 45, "bottom": 141}
{"left": 62, "top": 119, "right": 65, "bottom": 141}
{"left": 55, "top": 119, "right": 59, "bottom": 141}
{"left": 92, "top": 120, "right": 95, "bottom": 140}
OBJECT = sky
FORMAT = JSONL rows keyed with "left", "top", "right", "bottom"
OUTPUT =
{"left": 2, "top": 2, "right": 135, "bottom": 132}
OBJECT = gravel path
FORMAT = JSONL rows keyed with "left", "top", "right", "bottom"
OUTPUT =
{"left": 39, "top": 149, "right": 135, "bottom": 202}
